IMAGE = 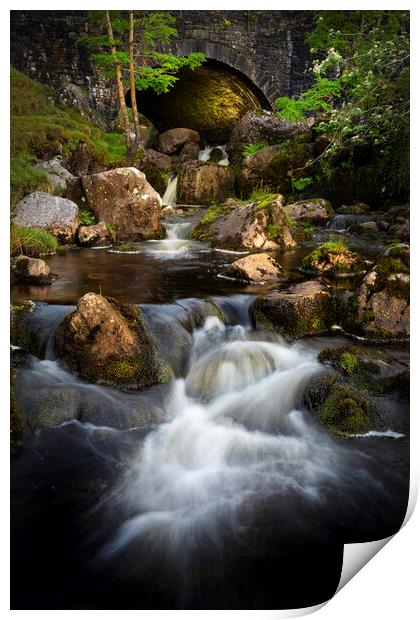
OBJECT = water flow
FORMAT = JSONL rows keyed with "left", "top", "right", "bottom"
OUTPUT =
{"left": 102, "top": 316, "right": 361, "bottom": 559}
{"left": 328, "top": 214, "right": 382, "bottom": 231}
{"left": 162, "top": 175, "right": 178, "bottom": 206}
{"left": 198, "top": 144, "right": 229, "bottom": 166}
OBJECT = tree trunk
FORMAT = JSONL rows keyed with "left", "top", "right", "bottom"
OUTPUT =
{"left": 106, "top": 10, "right": 132, "bottom": 152}
{"left": 129, "top": 10, "right": 142, "bottom": 152}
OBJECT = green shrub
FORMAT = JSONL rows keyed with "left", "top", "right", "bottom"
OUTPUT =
{"left": 11, "top": 225, "right": 58, "bottom": 257}
{"left": 78, "top": 208, "right": 97, "bottom": 226}
{"left": 242, "top": 141, "right": 269, "bottom": 157}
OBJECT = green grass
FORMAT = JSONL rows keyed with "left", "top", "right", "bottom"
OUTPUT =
{"left": 199, "top": 206, "right": 229, "bottom": 226}
{"left": 11, "top": 67, "right": 126, "bottom": 204}
{"left": 242, "top": 141, "right": 269, "bottom": 157}
{"left": 11, "top": 225, "right": 58, "bottom": 257}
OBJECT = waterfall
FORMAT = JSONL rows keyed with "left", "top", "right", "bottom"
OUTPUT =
{"left": 198, "top": 144, "right": 229, "bottom": 166}
{"left": 162, "top": 174, "right": 178, "bottom": 206}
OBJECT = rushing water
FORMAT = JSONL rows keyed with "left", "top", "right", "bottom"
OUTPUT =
{"left": 198, "top": 144, "right": 229, "bottom": 165}
{"left": 11, "top": 211, "right": 409, "bottom": 610}
{"left": 162, "top": 174, "right": 178, "bottom": 205}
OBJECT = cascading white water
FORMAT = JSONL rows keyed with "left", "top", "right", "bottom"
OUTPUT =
{"left": 162, "top": 175, "right": 178, "bottom": 206}
{"left": 102, "top": 316, "right": 357, "bottom": 558}
{"left": 143, "top": 215, "right": 208, "bottom": 259}
{"left": 198, "top": 144, "right": 229, "bottom": 166}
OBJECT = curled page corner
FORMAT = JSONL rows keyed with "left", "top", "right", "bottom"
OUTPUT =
{"left": 335, "top": 537, "right": 393, "bottom": 594}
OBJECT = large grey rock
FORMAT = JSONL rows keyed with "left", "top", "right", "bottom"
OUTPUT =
{"left": 145, "top": 149, "right": 172, "bottom": 171}
{"left": 158, "top": 128, "right": 200, "bottom": 155}
{"left": 58, "top": 84, "right": 106, "bottom": 129}
{"left": 285, "top": 198, "right": 333, "bottom": 225}
{"left": 81, "top": 167, "right": 164, "bottom": 241}
{"left": 35, "top": 156, "right": 75, "bottom": 192}
{"left": 178, "top": 160, "right": 235, "bottom": 205}
{"left": 12, "top": 192, "right": 79, "bottom": 243}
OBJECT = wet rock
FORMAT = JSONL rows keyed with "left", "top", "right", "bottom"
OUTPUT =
{"left": 35, "top": 156, "right": 74, "bottom": 192}
{"left": 302, "top": 242, "right": 364, "bottom": 277}
{"left": 55, "top": 293, "right": 173, "bottom": 390}
{"left": 145, "top": 148, "right": 172, "bottom": 170}
{"left": 192, "top": 194, "right": 296, "bottom": 251}
{"left": 21, "top": 386, "right": 81, "bottom": 432}
{"left": 179, "top": 160, "right": 235, "bottom": 205}
{"left": 58, "top": 84, "right": 106, "bottom": 129}
{"left": 175, "top": 298, "right": 225, "bottom": 333}
{"left": 227, "top": 111, "right": 313, "bottom": 160}
{"left": 302, "top": 371, "right": 384, "bottom": 437}
{"left": 208, "top": 147, "right": 224, "bottom": 163}
{"left": 222, "top": 253, "right": 285, "bottom": 283}
{"left": 336, "top": 202, "right": 370, "bottom": 215}
{"left": 11, "top": 302, "right": 70, "bottom": 358}
{"left": 77, "top": 222, "right": 114, "bottom": 247}
{"left": 284, "top": 198, "right": 333, "bottom": 225}
{"left": 251, "top": 281, "right": 332, "bottom": 340}
{"left": 158, "top": 128, "right": 200, "bottom": 155}
{"left": 388, "top": 217, "right": 409, "bottom": 242}
{"left": 179, "top": 141, "right": 200, "bottom": 163}
{"left": 81, "top": 167, "right": 164, "bottom": 241}
{"left": 242, "top": 140, "right": 313, "bottom": 194}
{"left": 12, "top": 255, "right": 54, "bottom": 285}
{"left": 12, "top": 191, "right": 79, "bottom": 243}
{"left": 353, "top": 244, "right": 410, "bottom": 339}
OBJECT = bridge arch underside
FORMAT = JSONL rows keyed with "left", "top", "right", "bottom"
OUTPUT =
{"left": 130, "top": 59, "right": 272, "bottom": 143}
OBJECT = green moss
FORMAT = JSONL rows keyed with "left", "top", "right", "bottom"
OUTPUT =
{"left": 78, "top": 208, "right": 97, "bottom": 226}
{"left": 106, "top": 223, "right": 117, "bottom": 242}
{"left": 11, "top": 225, "right": 58, "bottom": 257}
{"left": 11, "top": 67, "right": 125, "bottom": 204}
{"left": 339, "top": 352, "right": 358, "bottom": 374}
{"left": 253, "top": 194, "right": 279, "bottom": 212}
{"left": 302, "top": 239, "right": 364, "bottom": 275}
{"left": 377, "top": 256, "right": 409, "bottom": 275}
{"left": 317, "top": 384, "right": 374, "bottom": 436}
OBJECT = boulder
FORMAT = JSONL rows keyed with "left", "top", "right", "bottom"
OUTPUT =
{"left": 67, "top": 141, "right": 105, "bottom": 176}
{"left": 179, "top": 141, "right": 200, "bottom": 163}
{"left": 302, "top": 242, "right": 364, "bottom": 277}
{"left": 353, "top": 245, "right": 410, "bottom": 339}
{"left": 35, "top": 156, "right": 75, "bottom": 192}
{"left": 301, "top": 372, "right": 384, "bottom": 437}
{"left": 58, "top": 84, "right": 106, "bottom": 129}
{"left": 222, "top": 253, "right": 285, "bottom": 283}
{"left": 388, "top": 217, "right": 409, "bottom": 241}
{"left": 336, "top": 202, "right": 370, "bottom": 215}
{"left": 12, "top": 191, "right": 79, "bottom": 243}
{"left": 242, "top": 141, "right": 313, "bottom": 194}
{"left": 158, "top": 128, "right": 200, "bottom": 155}
{"left": 227, "top": 111, "right": 313, "bottom": 160}
{"left": 251, "top": 281, "right": 332, "bottom": 340}
{"left": 284, "top": 198, "right": 333, "bottom": 225}
{"left": 145, "top": 148, "right": 172, "bottom": 171}
{"left": 192, "top": 194, "right": 296, "bottom": 251}
{"left": 12, "top": 255, "right": 54, "bottom": 285}
{"left": 77, "top": 222, "right": 114, "bottom": 247}
{"left": 179, "top": 161, "right": 235, "bottom": 205}
{"left": 55, "top": 293, "right": 173, "bottom": 389}
{"left": 81, "top": 167, "right": 164, "bottom": 241}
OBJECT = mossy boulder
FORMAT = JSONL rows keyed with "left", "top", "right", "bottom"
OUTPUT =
{"left": 175, "top": 298, "right": 225, "bottom": 333}
{"left": 302, "top": 371, "right": 384, "bottom": 437}
{"left": 302, "top": 241, "right": 365, "bottom": 277}
{"left": 242, "top": 140, "right": 313, "bottom": 195}
{"left": 353, "top": 244, "right": 409, "bottom": 339}
{"left": 178, "top": 160, "right": 235, "bottom": 206}
{"left": 251, "top": 281, "right": 333, "bottom": 340}
{"left": 284, "top": 198, "right": 333, "bottom": 225}
{"left": 55, "top": 293, "right": 173, "bottom": 390}
{"left": 191, "top": 194, "right": 296, "bottom": 251}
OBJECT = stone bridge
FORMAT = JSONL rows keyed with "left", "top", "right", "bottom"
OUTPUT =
{"left": 11, "top": 10, "right": 314, "bottom": 140}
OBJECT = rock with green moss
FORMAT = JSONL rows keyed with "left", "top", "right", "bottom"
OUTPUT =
{"left": 302, "top": 240, "right": 365, "bottom": 277}
{"left": 353, "top": 244, "right": 409, "bottom": 339}
{"left": 284, "top": 198, "right": 333, "bottom": 225}
{"left": 251, "top": 280, "right": 333, "bottom": 340}
{"left": 191, "top": 194, "right": 296, "bottom": 251}
{"left": 178, "top": 161, "right": 235, "bottom": 205}
{"left": 55, "top": 293, "right": 173, "bottom": 390}
{"left": 176, "top": 298, "right": 225, "bottom": 333}
{"left": 242, "top": 140, "right": 314, "bottom": 194}
{"left": 302, "top": 371, "right": 384, "bottom": 437}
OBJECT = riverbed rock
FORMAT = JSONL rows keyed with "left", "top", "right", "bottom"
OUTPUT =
{"left": 77, "top": 222, "right": 114, "bottom": 247}
{"left": 301, "top": 371, "right": 384, "bottom": 437}
{"left": 55, "top": 293, "right": 173, "bottom": 389}
{"left": 58, "top": 83, "right": 106, "bottom": 129}
{"left": 251, "top": 281, "right": 332, "bottom": 340}
{"left": 158, "top": 128, "right": 200, "bottom": 155}
{"left": 227, "top": 111, "right": 313, "bottom": 161}
{"left": 192, "top": 194, "right": 296, "bottom": 251}
{"left": 352, "top": 244, "right": 410, "bottom": 339}
{"left": 179, "top": 160, "right": 235, "bottom": 205}
{"left": 35, "top": 156, "right": 75, "bottom": 192}
{"left": 284, "top": 198, "right": 333, "bottom": 225}
{"left": 12, "top": 255, "right": 54, "bottom": 285}
{"left": 302, "top": 242, "right": 364, "bottom": 277}
{"left": 145, "top": 148, "right": 172, "bottom": 170}
{"left": 242, "top": 141, "right": 313, "bottom": 194}
{"left": 179, "top": 141, "right": 200, "bottom": 163}
{"left": 388, "top": 217, "right": 410, "bottom": 242}
{"left": 222, "top": 253, "right": 285, "bottom": 283}
{"left": 81, "top": 167, "right": 164, "bottom": 241}
{"left": 336, "top": 202, "right": 370, "bottom": 215}
{"left": 12, "top": 192, "right": 79, "bottom": 243}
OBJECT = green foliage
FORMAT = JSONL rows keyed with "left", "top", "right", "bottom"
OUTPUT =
{"left": 10, "top": 68, "right": 126, "bottom": 204}
{"left": 11, "top": 225, "right": 58, "bottom": 257}
{"left": 291, "top": 176, "right": 313, "bottom": 191}
{"left": 248, "top": 185, "right": 275, "bottom": 202}
{"left": 242, "top": 141, "right": 269, "bottom": 157}
{"left": 219, "top": 18, "right": 232, "bottom": 31}
{"left": 199, "top": 206, "right": 229, "bottom": 226}
{"left": 106, "top": 223, "right": 117, "bottom": 242}
{"left": 339, "top": 352, "right": 358, "bottom": 375}
{"left": 274, "top": 11, "right": 409, "bottom": 195}
{"left": 78, "top": 208, "right": 97, "bottom": 226}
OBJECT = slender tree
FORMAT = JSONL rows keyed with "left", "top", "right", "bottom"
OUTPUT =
{"left": 80, "top": 11, "right": 205, "bottom": 154}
